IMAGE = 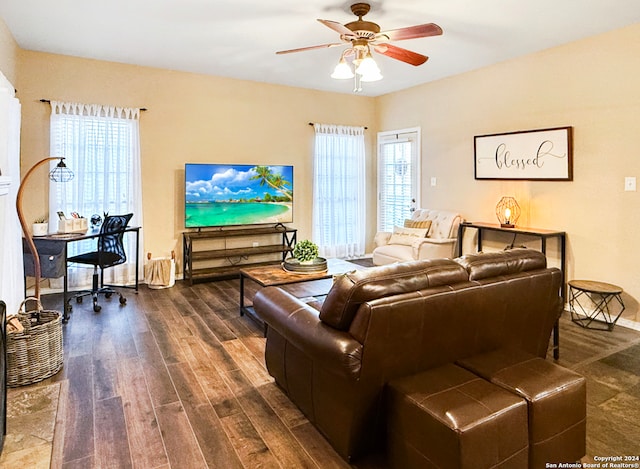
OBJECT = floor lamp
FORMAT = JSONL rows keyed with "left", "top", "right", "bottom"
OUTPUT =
{"left": 16, "top": 157, "right": 73, "bottom": 300}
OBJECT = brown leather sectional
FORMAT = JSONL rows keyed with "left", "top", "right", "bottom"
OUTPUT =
{"left": 253, "top": 248, "right": 586, "bottom": 466}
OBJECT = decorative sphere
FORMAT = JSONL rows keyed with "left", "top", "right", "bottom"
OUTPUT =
{"left": 90, "top": 214, "right": 103, "bottom": 227}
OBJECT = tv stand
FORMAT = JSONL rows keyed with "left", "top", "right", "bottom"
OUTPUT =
{"left": 183, "top": 226, "right": 297, "bottom": 284}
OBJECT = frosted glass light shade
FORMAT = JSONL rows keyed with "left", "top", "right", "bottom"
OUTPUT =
{"left": 355, "top": 55, "right": 380, "bottom": 77}
{"left": 331, "top": 60, "right": 354, "bottom": 79}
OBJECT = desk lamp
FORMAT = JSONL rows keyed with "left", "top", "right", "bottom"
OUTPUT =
{"left": 16, "top": 157, "right": 74, "bottom": 300}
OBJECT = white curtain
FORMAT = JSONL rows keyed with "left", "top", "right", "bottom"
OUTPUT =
{"left": 49, "top": 101, "right": 144, "bottom": 288}
{"left": 0, "top": 72, "right": 24, "bottom": 315}
{"left": 312, "top": 123, "right": 366, "bottom": 258}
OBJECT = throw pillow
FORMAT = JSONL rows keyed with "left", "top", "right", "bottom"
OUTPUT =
{"left": 388, "top": 226, "right": 429, "bottom": 246}
{"left": 404, "top": 218, "right": 432, "bottom": 235}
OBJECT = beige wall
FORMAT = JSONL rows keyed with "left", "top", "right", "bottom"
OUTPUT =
{"left": 8, "top": 19, "right": 640, "bottom": 315}
{"left": 16, "top": 51, "right": 378, "bottom": 268}
{"left": 0, "top": 17, "right": 18, "bottom": 85}
{"left": 377, "top": 23, "right": 640, "bottom": 313}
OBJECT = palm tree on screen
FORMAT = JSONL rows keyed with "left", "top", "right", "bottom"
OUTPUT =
{"left": 251, "top": 166, "right": 292, "bottom": 201}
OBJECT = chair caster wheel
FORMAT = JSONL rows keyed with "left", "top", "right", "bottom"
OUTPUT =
{"left": 105, "top": 292, "right": 113, "bottom": 299}
{"left": 65, "top": 303, "right": 73, "bottom": 313}
{"left": 119, "top": 296, "right": 127, "bottom": 305}
{"left": 93, "top": 301, "right": 102, "bottom": 313}
{"left": 76, "top": 297, "right": 83, "bottom": 303}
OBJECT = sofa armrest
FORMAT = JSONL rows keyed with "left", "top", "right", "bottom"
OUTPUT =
{"left": 374, "top": 231, "right": 392, "bottom": 247}
{"left": 412, "top": 237, "right": 457, "bottom": 259}
{"left": 254, "top": 287, "right": 363, "bottom": 379}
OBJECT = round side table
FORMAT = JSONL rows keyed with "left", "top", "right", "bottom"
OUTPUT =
{"left": 568, "top": 280, "right": 625, "bottom": 331}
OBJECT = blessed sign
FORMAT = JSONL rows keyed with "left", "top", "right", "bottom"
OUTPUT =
{"left": 474, "top": 127, "right": 573, "bottom": 180}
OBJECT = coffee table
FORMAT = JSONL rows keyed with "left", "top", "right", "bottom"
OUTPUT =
{"left": 239, "top": 258, "right": 365, "bottom": 328}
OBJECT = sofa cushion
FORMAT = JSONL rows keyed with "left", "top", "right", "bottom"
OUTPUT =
{"left": 404, "top": 218, "right": 432, "bottom": 233}
{"left": 456, "top": 248, "right": 547, "bottom": 281}
{"left": 388, "top": 226, "right": 429, "bottom": 246}
{"left": 371, "top": 244, "right": 414, "bottom": 266}
{"left": 319, "top": 258, "right": 469, "bottom": 330}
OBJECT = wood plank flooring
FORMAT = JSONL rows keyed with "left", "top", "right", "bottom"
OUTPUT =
{"left": 40, "top": 279, "right": 373, "bottom": 469}
{"left": 8, "top": 276, "right": 640, "bottom": 468}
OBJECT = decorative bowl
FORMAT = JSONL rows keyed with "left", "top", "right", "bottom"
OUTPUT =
{"left": 282, "top": 257, "right": 328, "bottom": 273}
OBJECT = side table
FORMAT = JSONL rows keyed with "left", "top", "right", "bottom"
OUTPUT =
{"left": 569, "top": 280, "right": 625, "bottom": 331}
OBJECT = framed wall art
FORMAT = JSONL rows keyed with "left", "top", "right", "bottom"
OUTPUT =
{"left": 474, "top": 126, "right": 573, "bottom": 180}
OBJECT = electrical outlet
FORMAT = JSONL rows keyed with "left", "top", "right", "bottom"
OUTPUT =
{"left": 625, "top": 176, "right": 636, "bottom": 192}
{"left": 430, "top": 177, "right": 437, "bottom": 187}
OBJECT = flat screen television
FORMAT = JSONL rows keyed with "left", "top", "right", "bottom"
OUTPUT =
{"left": 185, "top": 163, "right": 294, "bottom": 228}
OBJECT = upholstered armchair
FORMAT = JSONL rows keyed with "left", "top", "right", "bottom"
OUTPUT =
{"left": 372, "top": 209, "right": 463, "bottom": 265}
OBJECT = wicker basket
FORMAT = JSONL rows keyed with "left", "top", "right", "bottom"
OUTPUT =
{"left": 6, "top": 297, "right": 64, "bottom": 387}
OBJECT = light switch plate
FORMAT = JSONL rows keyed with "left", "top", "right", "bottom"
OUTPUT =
{"left": 625, "top": 176, "right": 636, "bottom": 192}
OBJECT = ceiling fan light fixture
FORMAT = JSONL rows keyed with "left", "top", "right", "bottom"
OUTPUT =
{"left": 278, "top": 3, "right": 443, "bottom": 91}
{"left": 355, "top": 51, "right": 381, "bottom": 78}
{"left": 331, "top": 57, "right": 355, "bottom": 79}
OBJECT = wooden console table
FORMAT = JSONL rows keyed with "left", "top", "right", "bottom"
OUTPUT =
{"left": 457, "top": 222, "right": 566, "bottom": 359}
{"left": 183, "top": 225, "right": 297, "bottom": 283}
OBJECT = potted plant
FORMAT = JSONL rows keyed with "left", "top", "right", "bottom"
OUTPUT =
{"left": 32, "top": 215, "right": 48, "bottom": 237}
{"left": 293, "top": 239, "right": 319, "bottom": 264}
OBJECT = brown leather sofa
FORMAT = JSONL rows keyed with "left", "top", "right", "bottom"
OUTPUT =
{"left": 253, "top": 249, "right": 586, "bottom": 465}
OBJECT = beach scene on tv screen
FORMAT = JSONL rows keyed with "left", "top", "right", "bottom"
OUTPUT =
{"left": 185, "top": 164, "right": 293, "bottom": 228}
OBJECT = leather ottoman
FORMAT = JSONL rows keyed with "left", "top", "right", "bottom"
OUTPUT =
{"left": 386, "top": 363, "right": 529, "bottom": 469}
{"left": 457, "top": 348, "right": 586, "bottom": 467}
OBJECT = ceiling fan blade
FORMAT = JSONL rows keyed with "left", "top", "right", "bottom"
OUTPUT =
{"left": 317, "top": 19, "right": 356, "bottom": 38}
{"left": 374, "top": 44, "right": 428, "bottom": 66}
{"left": 378, "top": 23, "right": 443, "bottom": 42}
{"left": 276, "top": 43, "right": 344, "bottom": 55}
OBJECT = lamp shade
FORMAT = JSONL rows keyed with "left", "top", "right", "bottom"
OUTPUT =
{"left": 331, "top": 59, "right": 354, "bottom": 79}
{"left": 355, "top": 54, "right": 380, "bottom": 78}
{"left": 49, "top": 159, "right": 74, "bottom": 182}
{"left": 495, "top": 196, "right": 521, "bottom": 228}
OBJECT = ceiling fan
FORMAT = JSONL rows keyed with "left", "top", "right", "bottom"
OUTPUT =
{"left": 276, "top": 2, "right": 443, "bottom": 72}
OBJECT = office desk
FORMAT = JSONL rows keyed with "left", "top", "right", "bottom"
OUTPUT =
{"left": 26, "top": 226, "right": 140, "bottom": 322}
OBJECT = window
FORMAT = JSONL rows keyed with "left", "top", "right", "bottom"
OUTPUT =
{"left": 377, "top": 128, "right": 420, "bottom": 232}
{"left": 49, "top": 101, "right": 143, "bottom": 287}
{"left": 312, "top": 124, "right": 366, "bottom": 258}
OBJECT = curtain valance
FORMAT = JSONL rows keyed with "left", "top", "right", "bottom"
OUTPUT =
{"left": 51, "top": 100, "right": 140, "bottom": 120}
{"left": 313, "top": 123, "right": 365, "bottom": 137}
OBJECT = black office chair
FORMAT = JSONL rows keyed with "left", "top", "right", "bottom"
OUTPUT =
{"left": 68, "top": 213, "right": 133, "bottom": 312}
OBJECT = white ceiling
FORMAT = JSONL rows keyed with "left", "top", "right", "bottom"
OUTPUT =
{"left": 2, "top": 0, "right": 640, "bottom": 97}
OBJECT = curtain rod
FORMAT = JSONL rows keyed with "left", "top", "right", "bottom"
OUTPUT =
{"left": 40, "top": 99, "right": 147, "bottom": 111}
{"left": 308, "top": 122, "right": 368, "bottom": 130}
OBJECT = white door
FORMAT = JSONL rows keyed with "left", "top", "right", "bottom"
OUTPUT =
{"left": 377, "top": 128, "right": 420, "bottom": 232}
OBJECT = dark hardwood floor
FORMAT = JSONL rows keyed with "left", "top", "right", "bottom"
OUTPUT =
{"left": 42, "top": 279, "right": 371, "bottom": 469}
{"left": 6, "top": 275, "right": 640, "bottom": 468}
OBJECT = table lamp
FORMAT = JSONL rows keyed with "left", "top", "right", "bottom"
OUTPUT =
{"left": 16, "top": 157, "right": 74, "bottom": 299}
{"left": 495, "top": 196, "right": 520, "bottom": 228}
